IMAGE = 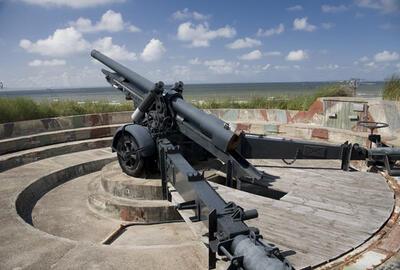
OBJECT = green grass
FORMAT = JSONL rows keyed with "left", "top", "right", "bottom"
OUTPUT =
{"left": 383, "top": 74, "right": 400, "bottom": 101}
{"left": 196, "top": 84, "right": 352, "bottom": 110}
{"left": 0, "top": 98, "right": 132, "bottom": 124}
{"left": 0, "top": 84, "right": 352, "bottom": 124}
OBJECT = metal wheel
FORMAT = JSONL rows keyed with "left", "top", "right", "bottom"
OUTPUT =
{"left": 116, "top": 133, "right": 144, "bottom": 177}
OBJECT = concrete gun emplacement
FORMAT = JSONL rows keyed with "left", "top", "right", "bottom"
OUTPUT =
{"left": 91, "top": 49, "right": 400, "bottom": 270}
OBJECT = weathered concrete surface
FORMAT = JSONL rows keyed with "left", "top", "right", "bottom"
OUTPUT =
{"left": 0, "top": 137, "right": 112, "bottom": 172}
{"left": 0, "top": 125, "right": 119, "bottom": 155}
{"left": 101, "top": 162, "right": 163, "bottom": 200}
{"left": 33, "top": 171, "right": 198, "bottom": 246}
{"left": 0, "top": 149, "right": 207, "bottom": 270}
{"left": 0, "top": 111, "right": 131, "bottom": 139}
{"left": 88, "top": 178, "right": 182, "bottom": 222}
{"left": 87, "top": 162, "right": 181, "bottom": 222}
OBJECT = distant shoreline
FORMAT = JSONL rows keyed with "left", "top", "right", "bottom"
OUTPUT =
{"left": 0, "top": 81, "right": 384, "bottom": 102}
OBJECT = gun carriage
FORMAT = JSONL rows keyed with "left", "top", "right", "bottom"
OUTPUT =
{"left": 91, "top": 50, "right": 400, "bottom": 270}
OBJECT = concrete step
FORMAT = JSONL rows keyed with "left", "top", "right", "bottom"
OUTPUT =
{"left": 0, "top": 137, "right": 112, "bottom": 172}
{"left": 101, "top": 162, "right": 163, "bottom": 200}
{"left": 88, "top": 177, "right": 182, "bottom": 222}
{"left": 0, "top": 124, "right": 120, "bottom": 155}
{"left": 0, "top": 111, "right": 131, "bottom": 139}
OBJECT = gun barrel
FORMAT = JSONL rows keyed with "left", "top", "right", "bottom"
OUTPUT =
{"left": 91, "top": 49, "right": 155, "bottom": 94}
{"left": 172, "top": 98, "right": 240, "bottom": 152}
{"left": 92, "top": 49, "right": 239, "bottom": 151}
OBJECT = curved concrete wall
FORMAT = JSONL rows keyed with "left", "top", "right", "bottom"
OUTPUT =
{"left": 0, "top": 111, "right": 131, "bottom": 139}
{"left": 2, "top": 97, "right": 398, "bottom": 151}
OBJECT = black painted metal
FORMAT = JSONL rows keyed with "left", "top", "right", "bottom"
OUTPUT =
{"left": 240, "top": 134, "right": 345, "bottom": 159}
{"left": 158, "top": 138, "right": 291, "bottom": 270}
{"left": 172, "top": 98, "right": 240, "bottom": 152}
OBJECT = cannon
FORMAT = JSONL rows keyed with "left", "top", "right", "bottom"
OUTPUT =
{"left": 91, "top": 50, "right": 400, "bottom": 270}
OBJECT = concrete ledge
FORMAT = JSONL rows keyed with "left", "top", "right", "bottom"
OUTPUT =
{"left": 88, "top": 162, "right": 181, "bottom": 222}
{"left": 0, "top": 124, "right": 119, "bottom": 155}
{"left": 87, "top": 184, "right": 181, "bottom": 222}
{"left": 0, "top": 111, "right": 131, "bottom": 139}
{"left": 0, "top": 137, "right": 112, "bottom": 172}
{"left": 16, "top": 157, "right": 116, "bottom": 225}
{"left": 101, "top": 162, "right": 163, "bottom": 200}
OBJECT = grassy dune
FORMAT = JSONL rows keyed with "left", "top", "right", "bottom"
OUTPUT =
{"left": 196, "top": 84, "right": 351, "bottom": 110}
{"left": 383, "top": 75, "right": 400, "bottom": 101}
{"left": 0, "top": 84, "right": 352, "bottom": 124}
{"left": 0, "top": 99, "right": 132, "bottom": 124}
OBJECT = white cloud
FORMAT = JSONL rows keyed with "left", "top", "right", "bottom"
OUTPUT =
{"left": 226, "top": 37, "right": 261, "bottom": 49}
{"left": 239, "top": 50, "right": 263, "bottom": 61}
{"left": 203, "top": 59, "right": 239, "bottom": 74}
{"left": 20, "top": 27, "right": 90, "bottom": 57}
{"left": 265, "top": 51, "right": 281, "bottom": 56}
{"left": 127, "top": 25, "right": 141, "bottom": 32}
{"left": 262, "top": 64, "right": 271, "bottom": 70}
{"left": 355, "top": 0, "right": 400, "bottom": 13}
{"left": 321, "top": 4, "right": 348, "bottom": 13}
{"left": 188, "top": 57, "right": 202, "bottom": 65}
{"left": 257, "top": 23, "right": 285, "bottom": 37}
{"left": 286, "top": 50, "right": 309, "bottom": 61}
{"left": 316, "top": 64, "right": 339, "bottom": 70}
{"left": 321, "top": 22, "right": 335, "bottom": 29}
{"left": 172, "top": 8, "right": 209, "bottom": 21}
{"left": 69, "top": 10, "right": 140, "bottom": 33}
{"left": 28, "top": 59, "right": 66, "bottom": 67}
{"left": 140, "top": 39, "right": 166, "bottom": 62}
{"left": 365, "top": 61, "right": 376, "bottom": 67}
{"left": 177, "top": 22, "right": 236, "bottom": 47}
{"left": 93, "top": 37, "right": 136, "bottom": 61}
{"left": 273, "top": 65, "right": 289, "bottom": 70}
{"left": 293, "top": 17, "right": 317, "bottom": 32}
{"left": 20, "top": 0, "right": 124, "bottom": 8}
{"left": 172, "top": 65, "right": 190, "bottom": 77}
{"left": 287, "top": 5, "right": 303, "bottom": 11}
{"left": 360, "top": 56, "right": 369, "bottom": 62}
{"left": 374, "top": 50, "right": 399, "bottom": 62}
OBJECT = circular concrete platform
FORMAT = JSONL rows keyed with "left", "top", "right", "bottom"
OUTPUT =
{"left": 1, "top": 150, "right": 396, "bottom": 270}
{"left": 0, "top": 113, "right": 397, "bottom": 270}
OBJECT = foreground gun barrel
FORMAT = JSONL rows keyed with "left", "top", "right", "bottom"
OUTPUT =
{"left": 232, "top": 235, "right": 290, "bottom": 270}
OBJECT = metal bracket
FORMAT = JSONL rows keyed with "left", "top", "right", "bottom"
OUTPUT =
{"left": 384, "top": 155, "right": 400, "bottom": 176}
{"left": 208, "top": 209, "right": 217, "bottom": 269}
{"left": 176, "top": 200, "right": 201, "bottom": 222}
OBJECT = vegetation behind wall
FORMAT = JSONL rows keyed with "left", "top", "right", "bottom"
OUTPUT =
{"left": 0, "top": 84, "right": 352, "bottom": 124}
{"left": 383, "top": 75, "right": 400, "bottom": 101}
{"left": 196, "top": 84, "right": 352, "bottom": 110}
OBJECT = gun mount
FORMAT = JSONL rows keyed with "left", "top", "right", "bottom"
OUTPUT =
{"left": 91, "top": 50, "right": 400, "bottom": 270}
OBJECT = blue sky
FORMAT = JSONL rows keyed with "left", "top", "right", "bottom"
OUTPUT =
{"left": 0, "top": 0, "right": 399, "bottom": 88}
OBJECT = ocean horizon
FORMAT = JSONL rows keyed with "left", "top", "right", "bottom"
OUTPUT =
{"left": 0, "top": 81, "right": 385, "bottom": 102}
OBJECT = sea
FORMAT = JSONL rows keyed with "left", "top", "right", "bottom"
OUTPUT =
{"left": 0, "top": 81, "right": 384, "bottom": 103}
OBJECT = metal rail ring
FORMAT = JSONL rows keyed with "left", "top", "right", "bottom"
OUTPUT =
{"left": 357, "top": 121, "right": 389, "bottom": 130}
